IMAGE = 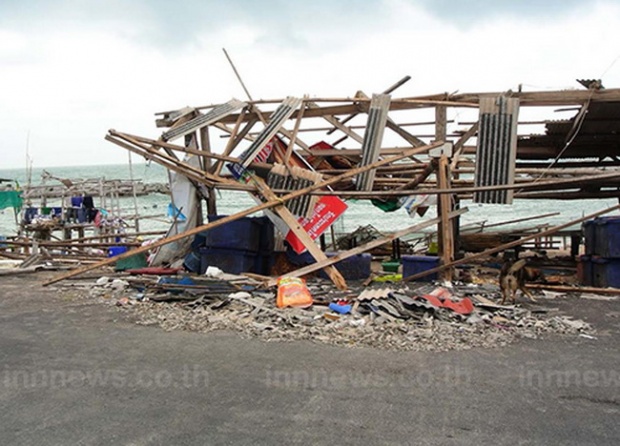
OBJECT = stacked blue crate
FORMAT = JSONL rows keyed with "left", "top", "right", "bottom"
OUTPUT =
{"left": 193, "top": 215, "right": 274, "bottom": 275}
{"left": 582, "top": 216, "right": 620, "bottom": 288}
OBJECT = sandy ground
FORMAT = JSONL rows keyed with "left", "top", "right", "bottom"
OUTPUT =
{"left": 0, "top": 271, "right": 619, "bottom": 445}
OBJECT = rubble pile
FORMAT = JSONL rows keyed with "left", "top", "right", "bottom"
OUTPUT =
{"left": 74, "top": 274, "right": 594, "bottom": 352}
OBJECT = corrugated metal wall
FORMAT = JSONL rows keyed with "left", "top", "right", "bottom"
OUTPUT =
{"left": 474, "top": 96, "right": 519, "bottom": 204}
{"left": 355, "top": 94, "right": 391, "bottom": 191}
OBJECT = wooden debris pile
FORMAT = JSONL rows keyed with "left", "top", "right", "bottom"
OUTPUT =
{"left": 58, "top": 273, "right": 596, "bottom": 352}
{"left": 41, "top": 79, "right": 620, "bottom": 294}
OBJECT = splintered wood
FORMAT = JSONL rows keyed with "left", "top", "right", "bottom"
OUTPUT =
{"left": 37, "top": 82, "right": 620, "bottom": 288}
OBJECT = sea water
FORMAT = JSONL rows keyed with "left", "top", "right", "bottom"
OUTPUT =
{"left": 0, "top": 163, "right": 617, "bottom": 241}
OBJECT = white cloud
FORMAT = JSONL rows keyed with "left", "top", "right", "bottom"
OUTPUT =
{"left": 1, "top": 0, "right": 620, "bottom": 168}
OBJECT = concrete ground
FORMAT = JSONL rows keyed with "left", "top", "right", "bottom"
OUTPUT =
{"left": 0, "top": 272, "right": 619, "bottom": 445}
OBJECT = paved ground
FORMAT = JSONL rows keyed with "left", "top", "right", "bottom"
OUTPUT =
{"left": 1, "top": 272, "right": 619, "bottom": 445}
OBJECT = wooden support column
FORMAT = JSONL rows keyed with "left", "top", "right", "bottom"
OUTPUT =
{"left": 251, "top": 176, "right": 348, "bottom": 291}
{"left": 199, "top": 126, "right": 217, "bottom": 215}
{"left": 437, "top": 155, "right": 454, "bottom": 281}
{"left": 435, "top": 105, "right": 447, "bottom": 142}
{"left": 44, "top": 141, "right": 443, "bottom": 286}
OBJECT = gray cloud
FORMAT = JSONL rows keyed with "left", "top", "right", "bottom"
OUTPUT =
{"left": 0, "top": 0, "right": 382, "bottom": 49}
{"left": 415, "top": 0, "right": 606, "bottom": 26}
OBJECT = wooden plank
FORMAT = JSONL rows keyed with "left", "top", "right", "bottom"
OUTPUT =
{"left": 307, "top": 101, "right": 364, "bottom": 143}
{"left": 110, "top": 133, "right": 226, "bottom": 187}
{"left": 252, "top": 176, "right": 347, "bottom": 290}
{"left": 437, "top": 155, "right": 453, "bottom": 281}
{"left": 240, "top": 97, "right": 302, "bottom": 167}
{"left": 266, "top": 208, "right": 467, "bottom": 287}
{"left": 43, "top": 141, "right": 444, "bottom": 286}
{"left": 525, "top": 283, "right": 620, "bottom": 295}
{"left": 105, "top": 135, "right": 217, "bottom": 188}
{"left": 435, "top": 105, "right": 447, "bottom": 142}
{"left": 283, "top": 97, "right": 308, "bottom": 166}
{"left": 325, "top": 76, "right": 412, "bottom": 134}
{"left": 162, "top": 99, "right": 247, "bottom": 142}
{"left": 403, "top": 204, "right": 620, "bottom": 282}
{"left": 450, "top": 122, "right": 479, "bottom": 170}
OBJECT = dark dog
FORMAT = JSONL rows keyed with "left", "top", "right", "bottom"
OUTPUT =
{"left": 499, "top": 259, "right": 537, "bottom": 305}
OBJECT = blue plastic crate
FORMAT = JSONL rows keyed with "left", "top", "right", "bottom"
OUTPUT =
{"left": 318, "top": 252, "right": 372, "bottom": 280}
{"left": 591, "top": 257, "right": 620, "bottom": 288}
{"left": 578, "top": 255, "right": 593, "bottom": 286}
{"left": 594, "top": 216, "right": 620, "bottom": 258}
{"left": 254, "top": 253, "right": 275, "bottom": 276}
{"left": 583, "top": 220, "right": 596, "bottom": 255}
{"left": 199, "top": 247, "right": 258, "bottom": 275}
{"left": 202, "top": 215, "right": 262, "bottom": 253}
{"left": 286, "top": 250, "right": 371, "bottom": 280}
{"left": 183, "top": 250, "right": 202, "bottom": 273}
{"left": 402, "top": 255, "right": 440, "bottom": 282}
{"left": 256, "top": 216, "right": 275, "bottom": 253}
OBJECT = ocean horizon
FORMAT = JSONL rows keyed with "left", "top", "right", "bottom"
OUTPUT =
{"left": 1, "top": 163, "right": 618, "bottom": 241}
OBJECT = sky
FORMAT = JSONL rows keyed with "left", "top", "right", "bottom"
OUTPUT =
{"left": 1, "top": 0, "right": 620, "bottom": 169}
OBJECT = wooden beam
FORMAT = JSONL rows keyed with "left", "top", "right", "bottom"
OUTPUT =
{"left": 105, "top": 135, "right": 217, "bottom": 188}
{"left": 110, "top": 132, "right": 227, "bottom": 187}
{"left": 403, "top": 204, "right": 620, "bottom": 282}
{"left": 437, "top": 155, "right": 453, "bottom": 281}
{"left": 525, "top": 283, "right": 620, "bottom": 295}
{"left": 251, "top": 176, "right": 347, "bottom": 290}
{"left": 435, "top": 105, "right": 447, "bottom": 142}
{"left": 307, "top": 171, "right": 620, "bottom": 197}
{"left": 265, "top": 208, "right": 467, "bottom": 287}
{"left": 450, "top": 122, "right": 479, "bottom": 170}
{"left": 211, "top": 111, "right": 254, "bottom": 176}
{"left": 43, "top": 141, "right": 445, "bottom": 286}
{"left": 283, "top": 97, "right": 308, "bottom": 166}
{"left": 307, "top": 101, "right": 364, "bottom": 144}
{"left": 325, "top": 75, "right": 412, "bottom": 134}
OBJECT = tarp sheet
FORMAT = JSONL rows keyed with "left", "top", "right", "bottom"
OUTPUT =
{"left": 0, "top": 191, "right": 22, "bottom": 211}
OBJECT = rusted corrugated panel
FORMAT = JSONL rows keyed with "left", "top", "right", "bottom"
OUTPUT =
{"left": 356, "top": 94, "right": 391, "bottom": 191}
{"left": 240, "top": 97, "right": 302, "bottom": 167}
{"left": 517, "top": 101, "right": 620, "bottom": 159}
{"left": 474, "top": 96, "right": 519, "bottom": 204}
{"left": 162, "top": 99, "right": 247, "bottom": 141}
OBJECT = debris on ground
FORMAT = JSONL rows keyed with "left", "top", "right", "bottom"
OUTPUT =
{"left": 59, "top": 271, "right": 596, "bottom": 352}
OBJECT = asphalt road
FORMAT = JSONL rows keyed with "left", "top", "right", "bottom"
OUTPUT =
{"left": 1, "top": 273, "right": 619, "bottom": 445}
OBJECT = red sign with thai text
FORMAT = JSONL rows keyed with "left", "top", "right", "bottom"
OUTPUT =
{"left": 285, "top": 196, "right": 348, "bottom": 254}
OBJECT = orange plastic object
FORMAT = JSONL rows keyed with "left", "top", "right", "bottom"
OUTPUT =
{"left": 276, "top": 277, "right": 313, "bottom": 308}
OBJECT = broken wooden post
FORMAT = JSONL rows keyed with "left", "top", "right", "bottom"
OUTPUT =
{"left": 403, "top": 204, "right": 620, "bottom": 282}
{"left": 199, "top": 126, "right": 218, "bottom": 215}
{"left": 266, "top": 209, "right": 467, "bottom": 287}
{"left": 251, "top": 175, "right": 348, "bottom": 291}
{"left": 437, "top": 154, "right": 454, "bottom": 281}
{"left": 43, "top": 142, "right": 444, "bottom": 286}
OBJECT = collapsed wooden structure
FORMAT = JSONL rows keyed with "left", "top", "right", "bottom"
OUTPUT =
{"left": 45, "top": 78, "right": 620, "bottom": 287}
